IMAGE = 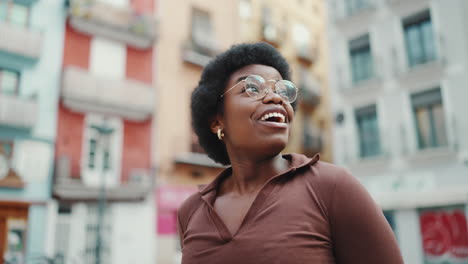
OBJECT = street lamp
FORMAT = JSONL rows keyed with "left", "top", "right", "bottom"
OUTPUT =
{"left": 90, "top": 123, "right": 114, "bottom": 264}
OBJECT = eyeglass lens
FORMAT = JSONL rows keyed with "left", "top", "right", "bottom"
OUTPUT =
{"left": 244, "top": 75, "right": 297, "bottom": 103}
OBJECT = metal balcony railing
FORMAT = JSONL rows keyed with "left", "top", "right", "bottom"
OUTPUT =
{"left": 62, "top": 67, "right": 154, "bottom": 121}
{"left": 0, "top": 22, "right": 43, "bottom": 68}
{"left": 54, "top": 155, "right": 152, "bottom": 201}
{"left": 0, "top": 93, "right": 37, "bottom": 129}
{"left": 68, "top": 0, "right": 157, "bottom": 49}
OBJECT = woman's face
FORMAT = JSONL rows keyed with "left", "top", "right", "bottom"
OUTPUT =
{"left": 218, "top": 64, "right": 295, "bottom": 158}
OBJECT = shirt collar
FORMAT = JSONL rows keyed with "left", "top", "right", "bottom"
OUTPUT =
{"left": 197, "top": 153, "right": 320, "bottom": 196}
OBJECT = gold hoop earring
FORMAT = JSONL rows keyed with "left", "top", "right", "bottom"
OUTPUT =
{"left": 217, "top": 128, "right": 224, "bottom": 141}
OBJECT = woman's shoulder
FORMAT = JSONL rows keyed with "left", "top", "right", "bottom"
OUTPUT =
{"left": 177, "top": 191, "right": 204, "bottom": 227}
{"left": 290, "top": 153, "right": 354, "bottom": 186}
{"left": 290, "top": 153, "right": 364, "bottom": 203}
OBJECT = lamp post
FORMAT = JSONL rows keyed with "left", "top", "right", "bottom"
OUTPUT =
{"left": 90, "top": 123, "right": 114, "bottom": 264}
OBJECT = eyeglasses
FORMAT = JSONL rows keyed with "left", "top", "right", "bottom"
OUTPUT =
{"left": 220, "top": 75, "right": 298, "bottom": 104}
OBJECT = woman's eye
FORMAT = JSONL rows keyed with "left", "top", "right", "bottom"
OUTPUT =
{"left": 245, "top": 84, "right": 260, "bottom": 93}
{"left": 277, "top": 89, "right": 288, "bottom": 97}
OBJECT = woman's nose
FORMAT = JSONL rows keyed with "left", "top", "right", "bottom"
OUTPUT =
{"left": 262, "top": 86, "right": 284, "bottom": 105}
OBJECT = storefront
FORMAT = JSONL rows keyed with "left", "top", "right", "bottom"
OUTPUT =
{"left": 156, "top": 185, "right": 198, "bottom": 263}
{"left": 0, "top": 200, "right": 29, "bottom": 264}
{"left": 419, "top": 206, "right": 468, "bottom": 264}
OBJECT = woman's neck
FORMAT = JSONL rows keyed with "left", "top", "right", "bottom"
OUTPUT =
{"left": 221, "top": 153, "right": 290, "bottom": 195}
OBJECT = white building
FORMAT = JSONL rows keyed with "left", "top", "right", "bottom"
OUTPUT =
{"left": 327, "top": 0, "right": 468, "bottom": 263}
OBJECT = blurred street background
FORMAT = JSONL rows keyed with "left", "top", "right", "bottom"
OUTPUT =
{"left": 0, "top": 0, "right": 467, "bottom": 263}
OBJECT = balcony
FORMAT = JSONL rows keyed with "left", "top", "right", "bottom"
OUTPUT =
{"left": 332, "top": 0, "right": 376, "bottom": 36}
{"left": 15, "top": 0, "right": 40, "bottom": 5}
{"left": 68, "top": 0, "right": 157, "bottom": 49}
{"left": 0, "top": 94, "right": 37, "bottom": 129}
{"left": 386, "top": 0, "right": 429, "bottom": 16}
{"left": 62, "top": 67, "right": 154, "bottom": 121}
{"left": 53, "top": 156, "right": 152, "bottom": 201}
{"left": 174, "top": 152, "right": 225, "bottom": 168}
{"left": 339, "top": 76, "right": 383, "bottom": 108}
{"left": 181, "top": 40, "right": 216, "bottom": 68}
{"left": 296, "top": 45, "right": 318, "bottom": 65}
{"left": 298, "top": 71, "right": 321, "bottom": 109}
{"left": 261, "top": 22, "right": 283, "bottom": 48}
{"left": 396, "top": 59, "right": 444, "bottom": 92}
{"left": 0, "top": 23, "right": 43, "bottom": 69}
{"left": 302, "top": 130, "right": 323, "bottom": 158}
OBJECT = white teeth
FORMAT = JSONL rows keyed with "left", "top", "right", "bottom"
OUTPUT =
{"left": 260, "top": 112, "right": 286, "bottom": 123}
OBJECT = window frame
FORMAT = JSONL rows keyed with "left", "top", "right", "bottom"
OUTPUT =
{"left": 403, "top": 10, "right": 437, "bottom": 67}
{"left": 81, "top": 114, "right": 123, "bottom": 188}
{"left": 0, "top": 68, "right": 20, "bottom": 95}
{"left": 0, "top": 0, "right": 30, "bottom": 28}
{"left": 349, "top": 34, "right": 374, "bottom": 84}
{"left": 411, "top": 88, "right": 447, "bottom": 150}
{"left": 84, "top": 205, "right": 112, "bottom": 264}
{"left": 190, "top": 7, "right": 215, "bottom": 55}
{"left": 345, "top": 0, "right": 370, "bottom": 16}
{"left": 355, "top": 104, "right": 381, "bottom": 158}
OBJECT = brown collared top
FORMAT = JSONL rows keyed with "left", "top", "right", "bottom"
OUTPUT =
{"left": 177, "top": 153, "right": 403, "bottom": 264}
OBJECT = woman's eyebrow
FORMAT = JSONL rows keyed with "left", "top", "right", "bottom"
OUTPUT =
{"left": 235, "top": 76, "right": 249, "bottom": 83}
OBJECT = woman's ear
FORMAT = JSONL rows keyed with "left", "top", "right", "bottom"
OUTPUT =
{"left": 209, "top": 114, "right": 223, "bottom": 134}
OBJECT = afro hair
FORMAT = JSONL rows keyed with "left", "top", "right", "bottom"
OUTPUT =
{"left": 191, "top": 42, "right": 293, "bottom": 165}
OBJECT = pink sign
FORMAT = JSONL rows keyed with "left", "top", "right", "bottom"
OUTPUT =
{"left": 156, "top": 186, "right": 197, "bottom": 235}
{"left": 420, "top": 209, "right": 468, "bottom": 261}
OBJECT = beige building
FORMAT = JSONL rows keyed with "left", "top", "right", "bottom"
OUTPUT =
{"left": 238, "top": 0, "right": 332, "bottom": 162}
{"left": 154, "top": 0, "right": 239, "bottom": 263}
{"left": 154, "top": 0, "right": 332, "bottom": 263}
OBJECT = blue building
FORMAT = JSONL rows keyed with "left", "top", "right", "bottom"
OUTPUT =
{"left": 0, "top": 0, "right": 64, "bottom": 262}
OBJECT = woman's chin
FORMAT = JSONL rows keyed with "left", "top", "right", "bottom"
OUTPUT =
{"left": 257, "top": 138, "right": 288, "bottom": 155}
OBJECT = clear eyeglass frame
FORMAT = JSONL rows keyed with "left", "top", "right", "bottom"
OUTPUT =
{"left": 220, "top": 75, "right": 298, "bottom": 104}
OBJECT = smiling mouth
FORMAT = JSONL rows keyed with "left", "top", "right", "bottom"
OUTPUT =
{"left": 259, "top": 112, "right": 286, "bottom": 123}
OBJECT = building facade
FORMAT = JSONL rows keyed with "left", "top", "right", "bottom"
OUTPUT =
{"left": 327, "top": 0, "right": 468, "bottom": 263}
{"left": 238, "top": 0, "right": 332, "bottom": 162}
{"left": 48, "top": 0, "right": 158, "bottom": 263}
{"left": 0, "top": 0, "right": 64, "bottom": 262}
{"left": 154, "top": 0, "right": 239, "bottom": 262}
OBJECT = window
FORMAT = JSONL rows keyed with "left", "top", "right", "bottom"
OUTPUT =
{"left": 355, "top": 105, "right": 381, "bottom": 158}
{"left": 84, "top": 205, "right": 112, "bottom": 264}
{"left": 292, "top": 23, "right": 312, "bottom": 59}
{"left": 190, "top": 8, "right": 214, "bottom": 55}
{"left": 239, "top": 0, "right": 252, "bottom": 19}
{"left": 4, "top": 219, "right": 27, "bottom": 264}
{"left": 345, "top": 0, "right": 370, "bottom": 16}
{"left": 54, "top": 204, "right": 72, "bottom": 263}
{"left": 0, "top": 68, "right": 20, "bottom": 95}
{"left": 0, "top": 141, "right": 13, "bottom": 179}
{"left": 0, "top": 1, "right": 29, "bottom": 27}
{"left": 87, "top": 134, "right": 112, "bottom": 172}
{"left": 298, "top": 67, "right": 320, "bottom": 107}
{"left": 383, "top": 211, "right": 396, "bottom": 231}
{"left": 90, "top": 37, "right": 126, "bottom": 79}
{"left": 349, "top": 34, "right": 373, "bottom": 84}
{"left": 0, "top": 141, "right": 13, "bottom": 158}
{"left": 261, "top": 6, "right": 281, "bottom": 45}
{"left": 82, "top": 114, "right": 123, "bottom": 187}
{"left": 302, "top": 116, "right": 323, "bottom": 156}
{"left": 403, "top": 10, "right": 437, "bottom": 67}
{"left": 411, "top": 88, "right": 447, "bottom": 149}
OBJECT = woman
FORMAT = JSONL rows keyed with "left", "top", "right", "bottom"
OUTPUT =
{"left": 178, "top": 42, "right": 403, "bottom": 264}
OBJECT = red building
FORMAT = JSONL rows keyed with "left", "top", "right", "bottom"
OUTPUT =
{"left": 50, "top": 0, "right": 157, "bottom": 263}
